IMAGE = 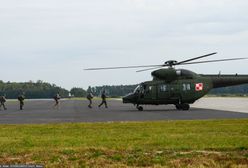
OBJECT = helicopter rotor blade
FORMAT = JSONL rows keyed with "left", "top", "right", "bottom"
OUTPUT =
{"left": 179, "top": 57, "right": 248, "bottom": 65}
{"left": 136, "top": 66, "right": 163, "bottom": 73}
{"left": 84, "top": 64, "right": 163, "bottom": 71}
{"left": 176, "top": 52, "right": 217, "bottom": 65}
{"left": 84, "top": 52, "right": 247, "bottom": 71}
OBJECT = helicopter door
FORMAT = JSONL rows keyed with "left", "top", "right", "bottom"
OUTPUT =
{"left": 181, "top": 82, "right": 194, "bottom": 102}
{"left": 142, "top": 84, "right": 157, "bottom": 100}
{"left": 151, "top": 85, "right": 157, "bottom": 100}
{"left": 158, "top": 84, "right": 170, "bottom": 100}
{"left": 169, "top": 83, "right": 181, "bottom": 101}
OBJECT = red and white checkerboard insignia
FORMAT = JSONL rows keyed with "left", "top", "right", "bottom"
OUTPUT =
{"left": 195, "top": 83, "right": 203, "bottom": 91}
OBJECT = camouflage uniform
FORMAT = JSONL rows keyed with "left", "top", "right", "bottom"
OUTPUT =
{"left": 87, "top": 92, "right": 94, "bottom": 108}
{"left": 18, "top": 95, "right": 25, "bottom": 110}
{"left": 53, "top": 93, "right": 61, "bottom": 108}
{"left": 98, "top": 92, "right": 108, "bottom": 108}
{"left": 0, "top": 96, "right": 7, "bottom": 110}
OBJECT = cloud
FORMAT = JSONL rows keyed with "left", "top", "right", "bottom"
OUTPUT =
{"left": 0, "top": 0, "right": 248, "bottom": 89}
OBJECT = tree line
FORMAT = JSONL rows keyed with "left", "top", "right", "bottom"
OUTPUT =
{"left": 86, "top": 85, "right": 138, "bottom": 97}
{"left": 1, "top": 80, "right": 247, "bottom": 99}
{"left": 210, "top": 84, "right": 248, "bottom": 96}
{"left": 0, "top": 80, "right": 138, "bottom": 99}
{"left": 0, "top": 80, "right": 69, "bottom": 99}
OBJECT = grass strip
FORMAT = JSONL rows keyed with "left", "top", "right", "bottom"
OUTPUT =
{"left": 0, "top": 119, "right": 248, "bottom": 167}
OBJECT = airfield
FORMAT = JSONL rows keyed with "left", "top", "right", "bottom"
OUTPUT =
{"left": 0, "top": 97, "right": 248, "bottom": 124}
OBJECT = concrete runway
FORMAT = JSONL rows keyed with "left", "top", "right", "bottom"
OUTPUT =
{"left": 0, "top": 98, "right": 248, "bottom": 124}
{"left": 192, "top": 97, "right": 248, "bottom": 113}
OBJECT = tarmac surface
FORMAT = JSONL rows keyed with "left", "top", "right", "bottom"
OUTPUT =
{"left": 192, "top": 97, "right": 248, "bottom": 113}
{"left": 0, "top": 98, "right": 248, "bottom": 124}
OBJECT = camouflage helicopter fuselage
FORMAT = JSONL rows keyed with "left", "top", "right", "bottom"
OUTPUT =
{"left": 123, "top": 68, "right": 248, "bottom": 110}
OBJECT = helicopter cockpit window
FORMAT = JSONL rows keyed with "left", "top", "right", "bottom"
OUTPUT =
{"left": 134, "top": 85, "right": 141, "bottom": 93}
{"left": 141, "top": 84, "right": 146, "bottom": 93}
{"left": 145, "top": 86, "right": 152, "bottom": 93}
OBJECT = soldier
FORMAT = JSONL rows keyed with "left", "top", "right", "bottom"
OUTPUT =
{"left": 86, "top": 91, "right": 94, "bottom": 108}
{"left": 18, "top": 93, "right": 25, "bottom": 110}
{"left": 0, "top": 95, "right": 7, "bottom": 110}
{"left": 53, "top": 92, "right": 61, "bottom": 109}
{"left": 98, "top": 90, "right": 108, "bottom": 108}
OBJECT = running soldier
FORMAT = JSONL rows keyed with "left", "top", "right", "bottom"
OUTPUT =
{"left": 53, "top": 93, "right": 61, "bottom": 109}
{"left": 86, "top": 91, "right": 94, "bottom": 108}
{"left": 98, "top": 90, "right": 108, "bottom": 108}
{"left": 18, "top": 94, "right": 25, "bottom": 110}
{"left": 0, "top": 95, "right": 7, "bottom": 110}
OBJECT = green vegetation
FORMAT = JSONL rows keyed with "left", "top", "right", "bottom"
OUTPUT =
{"left": 88, "top": 85, "right": 138, "bottom": 97}
{"left": 70, "top": 87, "right": 87, "bottom": 97}
{"left": 1, "top": 80, "right": 248, "bottom": 99}
{"left": 210, "top": 84, "right": 248, "bottom": 96}
{"left": 0, "top": 80, "right": 69, "bottom": 99}
{"left": 0, "top": 119, "right": 248, "bottom": 167}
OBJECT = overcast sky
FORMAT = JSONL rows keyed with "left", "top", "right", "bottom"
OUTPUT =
{"left": 1, "top": 0, "right": 248, "bottom": 90}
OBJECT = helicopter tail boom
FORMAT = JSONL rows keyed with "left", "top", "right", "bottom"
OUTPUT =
{"left": 203, "top": 75, "right": 248, "bottom": 88}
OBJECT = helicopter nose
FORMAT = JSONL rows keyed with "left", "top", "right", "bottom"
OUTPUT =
{"left": 122, "top": 93, "right": 136, "bottom": 103}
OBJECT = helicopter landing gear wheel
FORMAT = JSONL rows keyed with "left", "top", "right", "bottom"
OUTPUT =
{"left": 175, "top": 104, "right": 190, "bottom": 110}
{"left": 182, "top": 104, "right": 190, "bottom": 110}
{"left": 175, "top": 104, "right": 182, "bottom": 110}
{"left": 137, "top": 106, "right": 143, "bottom": 111}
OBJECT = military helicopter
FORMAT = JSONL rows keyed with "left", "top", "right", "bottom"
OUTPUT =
{"left": 85, "top": 52, "right": 248, "bottom": 111}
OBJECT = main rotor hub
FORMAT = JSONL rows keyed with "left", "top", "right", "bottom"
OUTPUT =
{"left": 164, "top": 60, "right": 177, "bottom": 67}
